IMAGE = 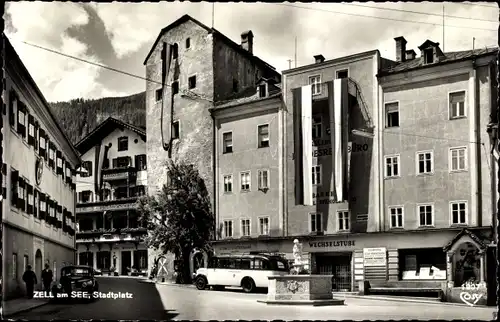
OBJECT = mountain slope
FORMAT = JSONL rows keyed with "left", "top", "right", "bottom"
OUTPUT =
{"left": 50, "top": 91, "right": 146, "bottom": 144}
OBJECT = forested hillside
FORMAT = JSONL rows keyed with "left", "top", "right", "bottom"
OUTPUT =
{"left": 50, "top": 91, "right": 146, "bottom": 144}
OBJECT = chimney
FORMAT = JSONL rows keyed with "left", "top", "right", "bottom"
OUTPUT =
{"left": 314, "top": 54, "right": 325, "bottom": 64}
{"left": 405, "top": 49, "right": 416, "bottom": 61}
{"left": 394, "top": 36, "right": 407, "bottom": 62}
{"left": 241, "top": 30, "right": 254, "bottom": 54}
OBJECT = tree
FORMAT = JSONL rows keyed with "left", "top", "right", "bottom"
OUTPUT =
{"left": 136, "top": 161, "right": 214, "bottom": 283}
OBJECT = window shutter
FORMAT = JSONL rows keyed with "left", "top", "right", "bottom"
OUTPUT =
{"left": 49, "top": 143, "right": 55, "bottom": 168}
{"left": 11, "top": 169, "right": 19, "bottom": 205}
{"left": 27, "top": 184, "right": 34, "bottom": 215}
{"left": 34, "top": 190, "right": 39, "bottom": 219}
{"left": 56, "top": 150, "right": 63, "bottom": 175}
{"left": 46, "top": 198, "right": 52, "bottom": 224}
{"left": 66, "top": 161, "right": 72, "bottom": 184}
{"left": 1, "top": 163, "right": 7, "bottom": 200}
{"left": 17, "top": 101, "right": 26, "bottom": 137}
{"left": 46, "top": 140, "right": 51, "bottom": 164}
{"left": 34, "top": 121, "right": 39, "bottom": 153}
{"left": 28, "top": 114, "right": 35, "bottom": 146}
{"left": 39, "top": 193, "right": 46, "bottom": 221}
{"left": 17, "top": 177, "right": 25, "bottom": 211}
{"left": 9, "top": 90, "right": 16, "bottom": 127}
{"left": 57, "top": 204, "right": 63, "bottom": 228}
{"left": 39, "top": 129, "right": 46, "bottom": 158}
{"left": 135, "top": 155, "right": 140, "bottom": 171}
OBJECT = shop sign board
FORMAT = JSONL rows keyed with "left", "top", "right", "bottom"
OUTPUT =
{"left": 363, "top": 247, "right": 387, "bottom": 267}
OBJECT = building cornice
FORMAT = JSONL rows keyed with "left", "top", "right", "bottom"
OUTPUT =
{"left": 211, "top": 95, "right": 282, "bottom": 120}
{"left": 282, "top": 50, "right": 379, "bottom": 76}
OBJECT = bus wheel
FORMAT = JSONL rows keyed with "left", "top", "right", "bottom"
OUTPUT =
{"left": 195, "top": 276, "right": 207, "bottom": 290}
{"left": 241, "top": 277, "right": 255, "bottom": 293}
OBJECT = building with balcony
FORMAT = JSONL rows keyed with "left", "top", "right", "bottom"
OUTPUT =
{"left": 1, "top": 35, "right": 80, "bottom": 300}
{"left": 144, "top": 14, "right": 280, "bottom": 278}
{"left": 74, "top": 117, "right": 148, "bottom": 276}
{"left": 377, "top": 37, "right": 497, "bottom": 304}
{"left": 210, "top": 78, "right": 286, "bottom": 256}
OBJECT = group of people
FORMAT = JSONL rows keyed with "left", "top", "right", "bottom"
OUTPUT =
{"left": 22, "top": 264, "right": 54, "bottom": 298}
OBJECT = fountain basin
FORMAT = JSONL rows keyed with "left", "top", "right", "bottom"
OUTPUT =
{"left": 257, "top": 275, "right": 345, "bottom": 306}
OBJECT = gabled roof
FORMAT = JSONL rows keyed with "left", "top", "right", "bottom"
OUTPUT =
{"left": 378, "top": 47, "right": 498, "bottom": 76}
{"left": 143, "top": 14, "right": 280, "bottom": 80}
{"left": 74, "top": 117, "right": 146, "bottom": 155}
{"left": 418, "top": 39, "right": 440, "bottom": 50}
{"left": 443, "top": 228, "right": 488, "bottom": 252}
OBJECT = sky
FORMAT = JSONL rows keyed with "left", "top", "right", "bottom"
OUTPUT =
{"left": 4, "top": 1, "right": 498, "bottom": 103}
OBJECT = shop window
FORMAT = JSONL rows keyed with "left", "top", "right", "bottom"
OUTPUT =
{"left": 398, "top": 248, "right": 446, "bottom": 280}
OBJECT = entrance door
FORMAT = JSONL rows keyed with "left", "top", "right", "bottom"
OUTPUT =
{"left": 35, "top": 250, "right": 43, "bottom": 290}
{"left": 121, "top": 251, "right": 131, "bottom": 275}
{"left": 316, "top": 254, "right": 352, "bottom": 292}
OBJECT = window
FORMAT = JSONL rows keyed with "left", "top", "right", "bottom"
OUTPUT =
{"left": 309, "top": 75, "right": 321, "bottom": 95}
{"left": 252, "top": 258, "right": 269, "bottom": 270}
{"left": 449, "top": 91, "right": 466, "bottom": 119}
{"left": 418, "top": 204, "right": 434, "bottom": 226}
{"left": 172, "top": 121, "right": 180, "bottom": 140}
{"left": 312, "top": 116, "right": 322, "bottom": 139}
{"left": 24, "top": 255, "right": 29, "bottom": 271}
{"left": 10, "top": 169, "right": 19, "bottom": 206}
{"left": 258, "top": 124, "right": 269, "bottom": 148}
{"left": 80, "top": 191, "right": 92, "bottom": 203}
{"left": 155, "top": 89, "right": 163, "bottom": 102}
{"left": 309, "top": 212, "right": 323, "bottom": 233}
{"left": 389, "top": 206, "right": 404, "bottom": 228}
{"left": 259, "top": 217, "right": 270, "bottom": 235}
{"left": 385, "top": 102, "right": 399, "bottom": 127}
{"left": 114, "top": 157, "right": 130, "bottom": 168}
{"left": 17, "top": 102, "right": 26, "bottom": 138}
{"left": 223, "top": 175, "right": 233, "bottom": 193}
{"left": 81, "top": 161, "right": 92, "bottom": 177}
{"left": 240, "top": 171, "right": 251, "bottom": 191}
{"left": 450, "top": 147, "right": 467, "bottom": 172}
{"left": 188, "top": 75, "right": 196, "bottom": 89}
{"left": 424, "top": 48, "right": 434, "bottom": 64}
{"left": 312, "top": 165, "right": 322, "bottom": 185}
{"left": 172, "top": 43, "right": 178, "bottom": 59}
{"left": 385, "top": 155, "right": 400, "bottom": 178}
{"left": 185, "top": 38, "right": 191, "bottom": 49}
{"left": 258, "top": 170, "right": 269, "bottom": 190}
{"left": 222, "top": 132, "right": 233, "bottom": 153}
{"left": 117, "top": 137, "right": 128, "bottom": 151}
{"left": 172, "top": 81, "right": 179, "bottom": 95}
{"left": 337, "top": 211, "right": 350, "bottom": 231}
{"left": 223, "top": 220, "right": 233, "bottom": 238}
{"left": 336, "top": 69, "right": 348, "bottom": 79}
{"left": 135, "top": 154, "right": 147, "bottom": 170}
{"left": 241, "top": 219, "right": 251, "bottom": 237}
{"left": 259, "top": 84, "right": 266, "bottom": 98}
{"left": 450, "top": 201, "right": 467, "bottom": 225}
{"left": 417, "top": 151, "right": 433, "bottom": 174}
{"left": 232, "top": 79, "right": 239, "bottom": 92}
{"left": 12, "top": 253, "right": 18, "bottom": 278}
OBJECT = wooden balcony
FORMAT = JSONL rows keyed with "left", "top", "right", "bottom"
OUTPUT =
{"left": 76, "top": 227, "right": 147, "bottom": 243}
{"left": 102, "top": 166, "right": 137, "bottom": 182}
{"left": 76, "top": 197, "right": 139, "bottom": 214}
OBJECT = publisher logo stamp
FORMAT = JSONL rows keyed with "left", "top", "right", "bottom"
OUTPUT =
{"left": 460, "top": 282, "right": 486, "bottom": 307}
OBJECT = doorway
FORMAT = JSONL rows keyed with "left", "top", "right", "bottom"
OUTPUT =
{"left": 35, "top": 249, "right": 43, "bottom": 290}
{"left": 121, "top": 251, "right": 131, "bottom": 275}
{"left": 315, "top": 253, "right": 353, "bottom": 291}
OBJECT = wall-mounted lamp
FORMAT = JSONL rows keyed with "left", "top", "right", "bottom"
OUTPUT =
{"left": 351, "top": 129, "right": 375, "bottom": 138}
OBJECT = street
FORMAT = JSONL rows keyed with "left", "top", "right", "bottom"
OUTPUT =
{"left": 8, "top": 277, "right": 497, "bottom": 320}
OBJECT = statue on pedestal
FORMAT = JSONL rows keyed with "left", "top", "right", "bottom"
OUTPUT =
{"left": 292, "top": 239, "right": 303, "bottom": 265}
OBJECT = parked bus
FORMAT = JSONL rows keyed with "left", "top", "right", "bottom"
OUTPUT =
{"left": 193, "top": 254, "right": 290, "bottom": 293}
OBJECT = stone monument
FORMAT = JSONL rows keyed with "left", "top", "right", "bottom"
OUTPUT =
{"left": 258, "top": 239, "right": 345, "bottom": 306}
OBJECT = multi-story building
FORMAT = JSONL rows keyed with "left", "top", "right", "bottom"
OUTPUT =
{"left": 210, "top": 78, "right": 285, "bottom": 256}
{"left": 144, "top": 14, "right": 280, "bottom": 277}
{"left": 74, "top": 117, "right": 148, "bottom": 276}
{"left": 1, "top": 36, "right": 80, "bottom": 300}
{"left": 378, "top": 37, "right": 497, "bottom": 304}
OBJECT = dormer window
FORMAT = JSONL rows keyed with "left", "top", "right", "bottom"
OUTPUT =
{"left": 259, "top": 84, "right": 267, "bottom": 98}
{"left": 424, "top": 48, "right": 434, "bottom": 64}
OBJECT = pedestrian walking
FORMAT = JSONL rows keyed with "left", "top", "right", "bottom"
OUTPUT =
{"left": 41, "top": 263, "right": 53, "bottom": 292}
{"left": 22, "top": 265, "right": 37, "bottom": 299}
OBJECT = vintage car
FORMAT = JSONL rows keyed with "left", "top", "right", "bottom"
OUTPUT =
{"left": 51, "top": 265, "right": 99, "bottom": 302}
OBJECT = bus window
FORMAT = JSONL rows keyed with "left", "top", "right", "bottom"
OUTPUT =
{"left": 219, "top": 258, "right": 237, "bottom": 269}
{"left": 270, "top": 258, "right": 290, "bottom": 271}
{"left": 253, "top": 258, "right": 269, "bottom": 270}
{"left": 239, "top": 258, "right": 252, "bottom": 269}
